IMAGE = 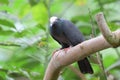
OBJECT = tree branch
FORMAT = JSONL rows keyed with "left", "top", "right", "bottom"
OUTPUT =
{"left": 96, "top": 12, "right": 120, "bottom": 47}
{"left": 43, "top": 12, "right": 120, "bottom": 80}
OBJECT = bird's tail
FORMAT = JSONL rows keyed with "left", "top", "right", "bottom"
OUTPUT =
{"left": 77, "top": 57, "right": 93, "bottom": 74}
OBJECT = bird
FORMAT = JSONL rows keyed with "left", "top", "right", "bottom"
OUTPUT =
{"left": 49, "top": 16, "right": 93, "bottom": 74}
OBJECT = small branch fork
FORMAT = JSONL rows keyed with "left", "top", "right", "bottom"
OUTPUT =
{"left": 96, "top": 12, "right": 120, "bottom": 47}
{"left": 43, "top": 12, "right": 120, "bottom": 80}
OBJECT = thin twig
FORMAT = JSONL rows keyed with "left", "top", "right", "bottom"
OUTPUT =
{"left": 88, "top": 8, "right": 96, "bottom": 37}
{"left": 88, "top": 9, "right": 107, "bottom": 80}
{"left": 96, "top": 52, "right": 107, "bottom": 80}
{"left": 43, "top": 0, "right": 51, "bottom": 54}
{"left": 43, "top": 0, "right": 52, "bottom": 69}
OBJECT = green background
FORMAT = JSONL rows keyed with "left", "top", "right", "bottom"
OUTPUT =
{"left": 0, "top": 0, "right": 120, "bottom": 80}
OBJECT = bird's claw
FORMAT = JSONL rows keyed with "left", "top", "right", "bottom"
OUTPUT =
{"left": 52, "top": 46, "right": 71, "bottom": 56}
{"left": 63, "top": 46, "right": 71, "bottom": 53}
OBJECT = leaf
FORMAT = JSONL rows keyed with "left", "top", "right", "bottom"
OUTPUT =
{"left": 78, "top": 26, "right": 92, "bottom": 35}
{"left": 0, "top": 68, "right": 8, "bottom": 73}
{"left": 0, "top": 68, "right": 8, "bottom": 80}
{"left": 106, "top": 60, "right": 120, "bottom": 72}
{"left": 0, "top": 27, "right": 14, "bottom": 36}
{"left": 94, "top": 0, "right": 118, "bottom": 5}
{"left": 71, "top": 15, "right": 90, "bottom": 23}
{"left": 31, "top": 3, "right": 48, "bottom": 25}
{"left": 8, "top": 72, "right": 24, "bottom": 77}
{"left": 101, "top": 48, "right": 119, "bottom": 68}
{"left": 108, "top": 22, "right": 120, "bottom": 31}
{"left": 0, "top": 0, "right": 9, "bottom": 4}
{"left": 28, "top": 0, "right": 40, "bottom": 6}
{"left": 37, "top": 23, "right": 46, "bottom": 31}
{"left": 8, "top": 71, "right": 29, "bottom": 80}
{"left": 0, "top": 19, "right": 15, "bottom": 28}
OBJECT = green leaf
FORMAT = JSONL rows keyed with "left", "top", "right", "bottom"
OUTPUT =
{"left": 0, "top": 19, "right": 15, "bottom": 28}
{"left": 0, "top": 0, "right": 9, "bottom": 4}
{"left": 28, "top": 0, "right": 40, "bottom": 6}
{"left": 101, "top": 48, "right": 119, "bottom": 68}
{"left": 0, "top": 68, "right": 8, "bottom": 80}
{"left": 108, "top": 22, "right": 120, "bottom": 31}
{"left": 71, "top": 15, "right": 90, "bottom": 23}
{"left": 106, "top": 60, "right": 120, "bottom": 72}
{"left": 31, "top": 3, "right": 48, "bottom": 25}
{"left": 0, "top": 27, "right": 14, "bottom": 36}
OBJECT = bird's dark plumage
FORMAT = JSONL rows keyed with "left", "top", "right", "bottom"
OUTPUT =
{"left": 49, "top": 17, "right": 93, "bottom": 74}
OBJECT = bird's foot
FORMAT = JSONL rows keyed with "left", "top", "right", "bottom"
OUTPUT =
{"left": 63, "top": 46, "right": 71, "bottom": 53}
{"left": 52, "top": 46, "right": 71, "bottom": 56}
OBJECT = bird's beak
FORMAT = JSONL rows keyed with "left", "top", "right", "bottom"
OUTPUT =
{"left": 50, "top": 16, "right": 58, "bottom": 26}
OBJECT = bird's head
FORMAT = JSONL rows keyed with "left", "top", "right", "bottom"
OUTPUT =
{"left": 50, "top": 16, "right": 61, "bottom": 27}
{"left": 50, "top": 16, "right": 58, "bottom": 25}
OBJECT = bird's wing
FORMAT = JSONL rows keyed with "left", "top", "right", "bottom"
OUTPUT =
{"left": 62, "top": 21, "right": 93, "bottom": 74}
{"left": 52, "top": 35, "right": 61, "bottom": 45}
{"left": 62, "top": 20, "right": 84, "bottom": 46}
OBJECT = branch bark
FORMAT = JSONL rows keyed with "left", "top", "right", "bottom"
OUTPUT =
{"left": 96, "top": 12, "right": 120, "bottom": 47}
{"left": 43, "top": 12, "right": 120, "bottom": 80}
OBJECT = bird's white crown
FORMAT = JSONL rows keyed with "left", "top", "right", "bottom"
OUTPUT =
{"left": 50, "top": 16, "right": 58, "bottom": 26}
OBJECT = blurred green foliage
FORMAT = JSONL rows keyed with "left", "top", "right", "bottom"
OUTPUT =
{"left": 0, "top": 0, "right": 120, "bottom": 80}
